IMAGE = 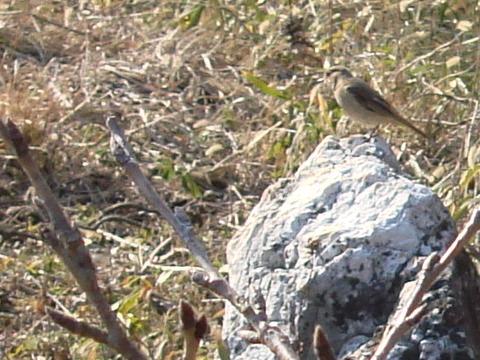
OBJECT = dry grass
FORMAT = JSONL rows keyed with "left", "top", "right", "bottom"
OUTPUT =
{"left": 0, "top": 1, "right": 479, "bottom": 358}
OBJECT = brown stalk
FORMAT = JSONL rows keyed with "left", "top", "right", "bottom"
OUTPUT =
{"left": 179, "top": 300, "right": 208, "bottom": 360}
{"left": 313, "top": 325, "right": 336, "bottom": 360}
{"left": 372, "top": 208, "right": 480, "bottom": 360}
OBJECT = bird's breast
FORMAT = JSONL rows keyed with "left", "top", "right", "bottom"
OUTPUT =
{"left": 335, "top": 87, "right": 387, "bottom": 127}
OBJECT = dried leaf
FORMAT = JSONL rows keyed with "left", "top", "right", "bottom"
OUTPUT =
{"left": 456, "top": 20, "right": 473, "bottom": 32}
{"left": 205, "top": 143, "right": 224, "bottom": 157}
{"left": 399, "top": 0, "right": 415, "bottom": 12}
{"left": 446, "top": 56, "right": 460, "bottom": 68}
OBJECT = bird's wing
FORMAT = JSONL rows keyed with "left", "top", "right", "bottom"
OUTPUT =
{"left": 345, "top": 81, "right": 396, "bottom": 117}
{"left": 345, "top": 81, "right": 427, "bottom": 138}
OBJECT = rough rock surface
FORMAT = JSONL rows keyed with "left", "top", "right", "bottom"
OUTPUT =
{"left": 223, "top": 135, "right": 477, "bottom": 359}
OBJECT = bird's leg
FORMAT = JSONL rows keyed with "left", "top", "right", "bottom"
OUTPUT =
{"left": 366, "top": 126, "right": 380, "bottom": 141}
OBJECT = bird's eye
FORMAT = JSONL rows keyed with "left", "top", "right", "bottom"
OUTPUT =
{"left": 327, "top": 71, "right": 337, "bottom": 78}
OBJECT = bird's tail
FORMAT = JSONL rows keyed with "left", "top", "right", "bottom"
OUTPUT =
{"left": 395, "top": 115, "right": 428, "bottom": 138}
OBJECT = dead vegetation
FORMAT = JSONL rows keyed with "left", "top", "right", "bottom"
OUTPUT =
{"left": 0, "top": 1, "right": 479, "bottom": 358}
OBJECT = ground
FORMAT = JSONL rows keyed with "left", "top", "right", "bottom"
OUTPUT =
{"left": 0, "top": 1, "right": 479, "bottom": 359}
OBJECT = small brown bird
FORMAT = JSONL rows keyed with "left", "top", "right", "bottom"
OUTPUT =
{"left": 325, "top": 66, "right": 427, "bottom": 138}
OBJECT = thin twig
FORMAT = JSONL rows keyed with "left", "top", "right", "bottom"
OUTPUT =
{"left": 464, "top": 99, "right": 479, "bottom": 159}
{"left": 31, "top": 13, "right": 89, "bottom": 37}
{"left": 88, "top": 214, "right": 144, "bottom": 230}
{"left": 140, "top": 237, "right": 172, "bottom": 273}
{"left": 395, "top": 35, "right": 460, "bottom": 76}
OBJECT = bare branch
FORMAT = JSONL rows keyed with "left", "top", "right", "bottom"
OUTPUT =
{"left": 46, "top": 307, "right": 109, "bottom": 345}
{"left": 107, "top": 115, "right": 303, "bottom": 360}
{"left": 0, "top": 118, "right": 146, "bottom": 360}
{"left": 0, "top": 119, "right": 82, "bottom": 247}
{"left": 106, "top": 116, "right": 218, "bottom": 276}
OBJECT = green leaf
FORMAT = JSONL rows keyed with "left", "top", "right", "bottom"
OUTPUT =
{"left": 116, "top": 289, "right": 142, "bottom": 315}
{"left": 305, "top": 123, "right": 321, "bottom": 143}
{"left": 269, "top": 140, "right": 287, "bottom": 160}
{"left": 26, "top": 260, "right": 40, "bottom": 276}
{"left": 268, "top": 134, "right": 292, "bottom": 167}
{"left": 157, "top": 158, "right": 175, "bottom": 181}
{"left": 243, "top": 71, "right": 291, "bottom": 100}
{"left": 436, "top": 1, "right": 449, "bottom": 23}
{"left": 452, "top": 197, "right": 473, "bottom": 221}
{"left": 460, "top": 164, "right": 480, "bottom": 190}
{"left": 179, "top": 5, "right": 205, "bottom": 30}
{"left": 217, "top": 338, "right": 231, "bottom": 360}
{"left": 181, "top": 173, "right": 203, "bottom": 198}
{"left": 9, "top": 336, "right": 39, "bottom": 356}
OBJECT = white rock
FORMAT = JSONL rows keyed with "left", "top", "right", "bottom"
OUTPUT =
{"left": 223, "top": 135, "right": 472, "bottom": 359}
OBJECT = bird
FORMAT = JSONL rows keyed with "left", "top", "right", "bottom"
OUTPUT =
{"left": 325, "top": 66, "right": 427, "bottom": 138}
